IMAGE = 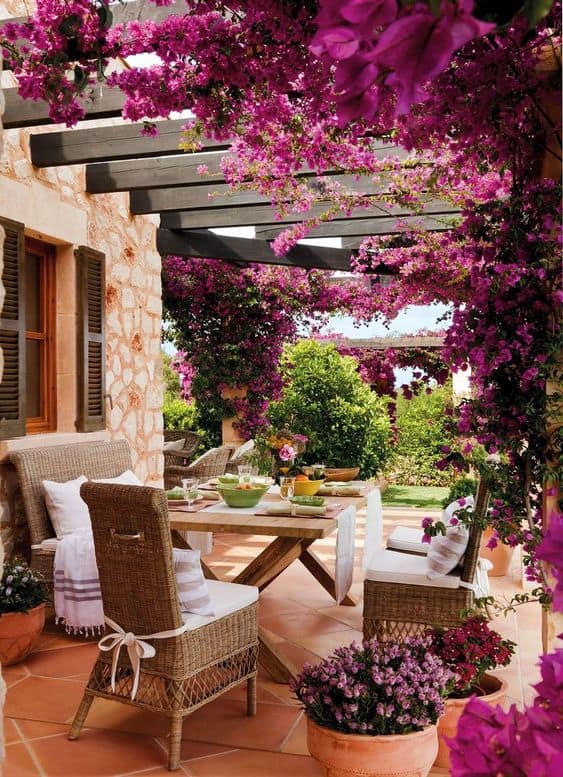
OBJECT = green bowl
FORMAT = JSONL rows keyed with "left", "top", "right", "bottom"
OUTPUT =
{"left": 218, "top": 474, "right": 239, "bottom": 484}
{"left": 216, "top": 483, "right": 269, "bottom": 508}
{"left": 289, "top": 495, "right": 325, "bottom": 507}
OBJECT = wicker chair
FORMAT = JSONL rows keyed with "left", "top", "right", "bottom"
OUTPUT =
{"left": 363, "top": 479, "right": 490, "bottom": 642}
{"left": 163, "top": 431, "right": 202, "bottom": 476}
{"left": 164, "top": 446, "right": 232, "bottom": 489}
{"left": 69, "top": 483, "right": 259, "bottom": 771}
{"left": 6, "top": 440, "right": 132, "bottom": 598}
{"left": 224, "top": 439, "right": 256, "bottom": 475}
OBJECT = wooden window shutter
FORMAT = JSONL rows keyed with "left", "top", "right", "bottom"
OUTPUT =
{"left": 76, "top": 246, "right": 106, "bottom": 431}
{"left": 0, "top": 217, "right": 26, "bottom": 440}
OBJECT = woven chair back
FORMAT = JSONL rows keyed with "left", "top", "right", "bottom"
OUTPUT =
{"left": 164, "top": 430, "right": 201, "bottom": 448}
{"left": 7, "top": 440, "right": 132, "bottom": 546}
{"left": 460, "top": 478, "right": 490, "bottom": 583}
{"left": 81, "top": 483, "right": 184, "bottom": 638}
{"left": 187, "top": 446, "right": 232, "bottom": 480}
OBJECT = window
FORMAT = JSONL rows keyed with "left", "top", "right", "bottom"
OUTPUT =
{"left": 0, "top": 217, "right": 106, "bottom": 440}
{"left": 25, "top": 237, "right": 56, "bottom": 434}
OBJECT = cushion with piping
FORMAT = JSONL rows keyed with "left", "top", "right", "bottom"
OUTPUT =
{"left": 42, "top": 475, "right": 90, "bottom": 538}
{"left": 173, "top": 547, "right": 215, "bottom": 616}
{"left": 164, "top": 439, "right": 186, "bottom": 452}
{"left": 426, "top": 496, "right": 474, "bottom": 579}
{"left": 93, "top": 470, "right": 143, "bottom": 486}
{"left": 230, "top": 439, "right": 255, "bottom": 462}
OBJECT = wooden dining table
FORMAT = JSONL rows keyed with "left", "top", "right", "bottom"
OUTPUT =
{"left": 168, "top": 491, "right": 368, "bottom": 683}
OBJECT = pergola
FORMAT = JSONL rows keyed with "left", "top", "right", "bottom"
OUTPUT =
{"left": 2, "top": 1, "right": 460, "bottom": 275}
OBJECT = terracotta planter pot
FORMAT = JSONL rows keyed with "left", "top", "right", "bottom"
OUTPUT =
{"left": 480, "top": 527, "right": 515, "bottom": 577}
{"left": 435, "top": 673, "right": 507, "bottom": 769}
{"left": 0, "top": 603, "right": 46, "bottom": 666}
{"left": 307, "top": 718, "right": 438, "bottom": 777}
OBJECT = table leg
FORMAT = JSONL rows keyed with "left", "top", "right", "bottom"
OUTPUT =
{"left": 232, "top": 536, "right": 306, "bottom": 590}
{"left": 170, "top": 529, "right": 218, "bottom": 580}
{"left": 299, "top": 549, "right": 357, "bottom": 606}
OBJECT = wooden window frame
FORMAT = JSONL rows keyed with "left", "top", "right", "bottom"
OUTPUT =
{"left": 25, "top": 237, "right": 57, "bottom": 434}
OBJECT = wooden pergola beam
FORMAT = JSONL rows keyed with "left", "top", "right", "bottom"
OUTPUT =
{"left": 3, "top": 86, "right": 126, "bottom": 129}
{"left": 159, "top": 200, "right": 458, "bottom": 230}
{"left": 3, "top": 0, "right": 186, "bottom": 27}
{"left": 333, "top": 336, "right": 444, "bottom": 349}
{"left": 255, "top": 212, "right": 458, "bottom": 240}
{"left": 85, "top": 143, "right": 406, "bottom": 192}
{"left": 31, "top": 121, "right": 231, "bottom": 167}
{"left": 155, "top": 229, "right": 384, "bottom": 273}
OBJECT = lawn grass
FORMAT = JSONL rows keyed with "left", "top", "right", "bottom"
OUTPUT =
{"left": 382, "top": 485, "right": 449, "bottom": 510}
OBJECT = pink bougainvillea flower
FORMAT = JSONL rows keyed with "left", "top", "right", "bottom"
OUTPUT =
{"left": 278, "top": 444, "right": 296, "bottom": 462}
{"left": 310, "top": 25, "right": 361, "bottom": 59}
{"left": 339, "top": 0, "right": 398, "bottom": 26}
{"left": 372, "top": 1, "right": 495, "bottom": 113}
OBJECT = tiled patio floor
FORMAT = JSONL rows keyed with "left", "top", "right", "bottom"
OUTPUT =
{"left": 3, "top": 506, "right": 542, "bottom": 776}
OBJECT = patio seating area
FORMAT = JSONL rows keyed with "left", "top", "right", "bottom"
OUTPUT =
{"left": 3, "top": 502, "right": 542, "bottom": 777}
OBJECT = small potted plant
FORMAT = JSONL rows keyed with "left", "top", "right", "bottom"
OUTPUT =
{"left": 0, "top": 558, "right": 49, "bottom": 665}
{"left": 291, "top": 637, "right": 455, "bottom": 777}
{"left": 425, "top": 616, "right": 515, "bottom": 768}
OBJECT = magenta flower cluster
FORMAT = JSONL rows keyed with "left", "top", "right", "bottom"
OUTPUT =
{"left": 291, "top": 637, "right": 454, "bottom": 735}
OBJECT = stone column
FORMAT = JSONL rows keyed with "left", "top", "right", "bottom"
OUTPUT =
{"left": 220, "top": 386, "right": 246, "bottom": 444}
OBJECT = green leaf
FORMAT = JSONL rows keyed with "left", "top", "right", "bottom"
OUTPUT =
{"left": 522, "top": 0, "right": 554, "bottom": 27}
{"left": 58, "top": 13, "right": 82, "bottom": 37}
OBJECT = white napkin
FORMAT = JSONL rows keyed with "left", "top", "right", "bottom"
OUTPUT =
{"left": 335, "top": 505, "right": 356, "bottom": 604}
{"left": 185, "top": 531, "right": 213, "bottom": 556}
{"left": 362, "top": 486, "right": 383, "bottom": 569}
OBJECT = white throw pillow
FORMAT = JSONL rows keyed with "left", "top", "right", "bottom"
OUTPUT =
{"left": 42, "top": 475, "right": 91, "bottom": 538}
{"left": 230, "top": 439, "right": 254, "bottom": 462}
{"left": 93, "top": 470, "right": 143, "bottom": 486}
{"left": 426, "top": 496, "right": 473, "bottom": 579}
{"left": 173, "top": 547, "right": 215, "bottom": 616}
{"left": 164, "top": 438, "right": 186, "bottom": 452}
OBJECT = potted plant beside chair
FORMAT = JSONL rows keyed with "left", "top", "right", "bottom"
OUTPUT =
{"left": 425, "top": 616, "right": 515, "bottom": 769}
{"left": 292, "top": 637, "right": 455, "bottom": 777}
{"left": 0, "top": 559, "right": 49, "bottom": 665}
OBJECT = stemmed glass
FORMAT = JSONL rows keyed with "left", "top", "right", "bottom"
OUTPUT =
{"left": 181, "top": 477, "right": 199, "bottom": 509}
{"left": 238, "top": 464, "right": 252, "bottom": 484}
{"left": 279, "top": 476, "right": 295, "bottom": 502}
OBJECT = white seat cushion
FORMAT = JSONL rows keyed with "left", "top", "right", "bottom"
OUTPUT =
{"left": 42, "top": 475, "right": 91, "bottom": 538}
{"left": 387, "top": 526, "right": 429, "bottom": 555}
{"left": 181, "top": 579, "right": 258, "bottom": 630}
{"left": 93, "top": 470, "right": 143, "bottom": 486}
{"left": 365, "top": 549, "right": 461, "bottom": 588}
{"left": 229, "top": 439, "right": 255, "bottom": 462}
{"left": 164, "top": 438, "right": 187, "bottom": 452}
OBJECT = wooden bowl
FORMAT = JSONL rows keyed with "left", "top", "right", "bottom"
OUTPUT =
{"left": 324, "top": 467, "right": 360, "bottom": 482}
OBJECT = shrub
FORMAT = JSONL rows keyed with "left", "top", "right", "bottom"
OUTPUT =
{"left": 443, "top": 477, "right": 478, "bottom": 507}
{"left": 268, "top": 341, "right": 393, "bottom": 478}
{"left": 392, "top": 385, "right": 455, "bottom": 487}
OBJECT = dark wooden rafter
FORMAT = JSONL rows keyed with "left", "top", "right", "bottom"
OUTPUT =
{"left": 156, "top": 229, "right": 382, "bottom": 273}
{"left": 3, "top": 0, "right": 186, "bottom": 28}
{"left": 31, "top": 121, "right": 231, "bottom": 167}
{"left": 333, "top": 336, "right": 444, "bottom": 350}
{"left": 3, "top": 86, "right": 126, "bottom": 129}
{"left": 85, "top": 143, "right": 407, "bottom": 192}
{"left": 158, "top": 200, "right": 458, "bottom": 229}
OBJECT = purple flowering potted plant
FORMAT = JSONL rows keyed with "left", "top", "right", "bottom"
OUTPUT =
{"left": 0, "top": 558, "right": 49, "bottom": 665}
{"left": 291, "top": 637, "right": 455, "bottom": 777}
{"left": 425, "top": 616, "right": 515, "bottom": 769}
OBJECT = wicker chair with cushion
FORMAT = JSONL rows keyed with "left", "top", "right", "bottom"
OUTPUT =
{"left": 225, "top": 439, "right": 256, "bottom": 475}
{"left": 6, "top": 440, "right": 133, "bottom": 598}
{"left": 363, "top": 479, "right": 489, "bottom": 643}
{"left": 163, "top": 431, "right": 202, "bottom": 475}
{"left": 164, "top": 445, "right": 232, "bottom": 489}
{"left": 69, "top": 483, "right": 258, "bottom": 771}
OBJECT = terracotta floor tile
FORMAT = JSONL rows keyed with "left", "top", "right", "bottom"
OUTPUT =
{"left": 260, "top": 611, "right": 350, "bottom": 642}
{"left": 185, "top": 749, "right": 324, "bottom": 776}
{"left": 221, "top": 679, "right": 288, "bottom": 705}
{"left": 3, "top": 741, "right": 41, "bottom": 776}
{"left": 2, "top": 663, "right": 30, "bottom": 688}
{"left": 124, "top": 767, "right": 190, "bottom": 777}
{"left": 316, "top": 603, "right": 364, "bottom": 631}
{"left": 296, "top": 628, "right": 364, "bottom": 657}
{"left": 180, "top": 698, "right": 301, "bottom": 751}
{"left": 280, "top": 712, "right": 308, "bottom": 755}
{"left": 174, "top": 740, "right": 237, "bottom": 762}
{"left": 84, "top": 698, "right": 169, "bottom": 737}
{"left": 24, "top": 643, "right": 99, "bottom": 679}
{"left": 29, "top": 728, "right": 169, "bottom": 776}
{"left": 5, "top": 676, "right": 86, "bottom": 724}
{"left": 12, "top": 718, "right": 70, "bottom": 741}
{"left": 268, "top": 640, "right": 324, "bottom": 673}
{"left": 4, "top": 717, "right": 22, "bottom": 745}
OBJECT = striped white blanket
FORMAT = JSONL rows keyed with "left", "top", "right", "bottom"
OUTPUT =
{"left": 54, "top": 528, "right": 104, "bottom": 635}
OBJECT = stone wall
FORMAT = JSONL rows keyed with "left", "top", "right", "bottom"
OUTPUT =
{"left": 0, "top": 64, "right": 164, "bottom": 557}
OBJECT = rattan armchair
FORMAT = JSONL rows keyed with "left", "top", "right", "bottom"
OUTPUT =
{"left": 69, "top": 483, "right": 258, "bottom": 771}
{"left": 164, "top": 445, "right": 232, "bottom": 489}
{"left": 6, "top": 440, "right": 133, "bottom": 599}
{"left": 363, "top": 479, "right": 490, "bottom": 642}
{"left": 164, "top": 431, "right": 202, "bottom": 473}
{"left": 225, "top": 439, "right": 256, "bottom": 475}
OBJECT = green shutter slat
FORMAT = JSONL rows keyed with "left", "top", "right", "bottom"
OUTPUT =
{"left": 0, "top": 217, "right": 26, "bottom": 439}
{"left": 76, "top": 246, "right": 106, "bottom": 432}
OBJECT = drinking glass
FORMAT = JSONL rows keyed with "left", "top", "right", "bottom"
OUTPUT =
{"left": 182, "top": 477, "right": 199, "bottom": 508}
{"left": 238, "top": 464, "right": 252, "bottom": 484}
{"left": 279, "top": 476, "right": 295, "bottom": 502}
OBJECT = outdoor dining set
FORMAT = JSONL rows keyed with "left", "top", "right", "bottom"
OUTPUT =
{"left": 5, "top": 437, "right": 489, "bottom": 771}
